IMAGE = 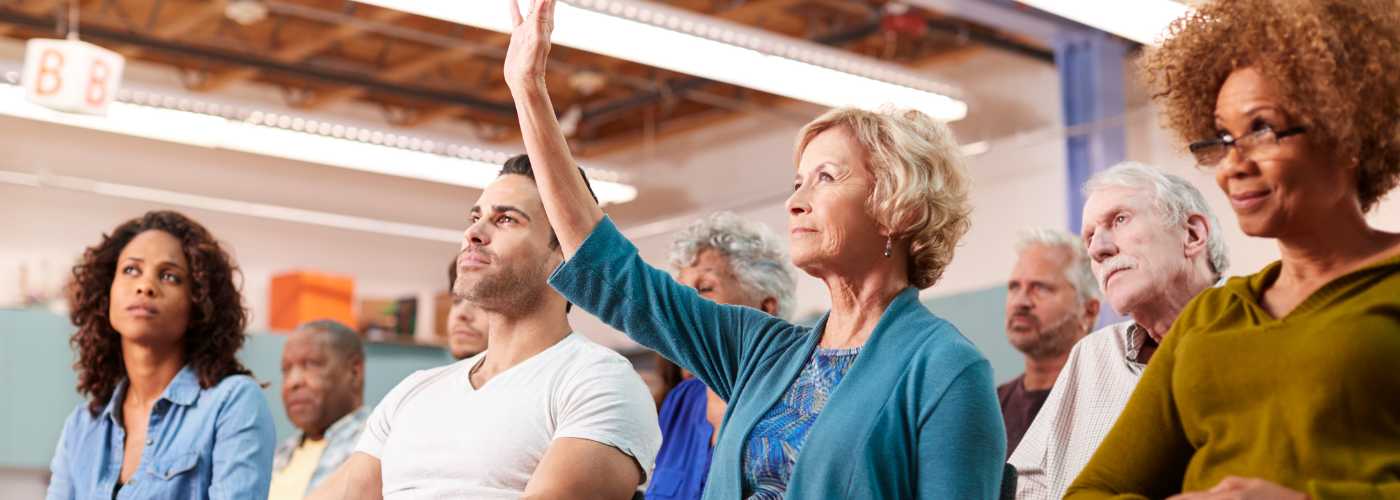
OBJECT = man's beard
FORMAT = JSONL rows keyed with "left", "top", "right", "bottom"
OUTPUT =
{"left": 454, "top": 254, "right": 551, "bottom": 316}
{"left": 1009, "top": 311, "right": 1081, "bottom": 359}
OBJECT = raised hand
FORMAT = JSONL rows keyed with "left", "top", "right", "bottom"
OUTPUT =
{"left": 504, "top": 0, "right": 556, "bottom": 93}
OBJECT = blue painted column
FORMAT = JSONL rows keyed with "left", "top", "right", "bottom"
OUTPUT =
{"left": 1055, "top": 30, "right": 1129, "bottom": 326}
{"left": 1055, "top": 30, "right": 1128, "bottom": 232}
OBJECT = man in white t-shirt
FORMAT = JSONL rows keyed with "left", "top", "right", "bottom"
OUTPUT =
{"left": 309, "top": 154, "right": 661, "bottom": 500}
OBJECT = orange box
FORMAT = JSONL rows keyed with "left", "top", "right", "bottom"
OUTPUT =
{"left": 269, "top": 271, "right": 355, "bottom": 333}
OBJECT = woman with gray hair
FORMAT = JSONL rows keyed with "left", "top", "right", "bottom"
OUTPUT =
{"left": 647, "top": 212, "right": 795, "bottom": 500}
{"left": 502, "top": 1, "right": 1005, "bottom": 498}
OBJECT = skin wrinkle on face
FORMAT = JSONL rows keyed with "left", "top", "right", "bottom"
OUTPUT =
{"left": 1081, "top": 187, "right": 1192, "bottom": 316}
{"left": 787, "top": 127, "right": 889, "bottom": 280}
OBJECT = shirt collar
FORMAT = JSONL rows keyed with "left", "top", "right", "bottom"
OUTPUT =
{"left": 99, "top": 365, "right": 200, "bottom": 421}
{"left": 292, "top": 405, "right": 371, "bottom": 444}
{"left": 1122, "top": 322, "right": 1150, "bottom": 367}
{"left": 162, "top": 365, "right": 202, "bottom": 406}
{"left": 1120, "top": 277, "right": 1225, "bottom": 365}
{"left": 323, "top": 406, "right": 370, "bottom": 441}
{"left": 99, "top": 382, "right": 127, "bottom": 423}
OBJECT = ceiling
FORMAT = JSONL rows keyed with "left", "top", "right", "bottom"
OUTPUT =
{"left": 0, "top": 0, "right": 1049, "bottom": 157}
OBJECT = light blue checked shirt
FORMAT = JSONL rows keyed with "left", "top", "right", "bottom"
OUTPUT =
{"left": 271, "top": 405, "right": 370, "bottom": 496}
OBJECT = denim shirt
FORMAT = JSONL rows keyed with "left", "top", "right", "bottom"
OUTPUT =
{"left": 46, "top": 365, "right": 276, "bottom": 500}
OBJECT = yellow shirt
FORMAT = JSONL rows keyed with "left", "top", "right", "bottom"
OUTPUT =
{"left": 268, "top": 437, "right": 328, "bottom": 500}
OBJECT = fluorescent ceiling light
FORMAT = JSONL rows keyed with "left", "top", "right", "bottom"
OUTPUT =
{"left": 0, "top": 169, "right": 464, "bottom": 242}
{"left": 0, "top": 84, "right": 638, "bottom": 205}
{"left": 354, "top": 0, "right": 967, "bottom": 121}
{"left": 1016, "top": 0, "right": 1191, "bottom": 46}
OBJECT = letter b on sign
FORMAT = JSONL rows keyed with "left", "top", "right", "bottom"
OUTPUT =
{"left": 22, "top": 39, "right": 126, "bottom": 116}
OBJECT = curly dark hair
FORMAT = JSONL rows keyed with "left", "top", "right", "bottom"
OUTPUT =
{"left": 69, "top": 210, "right": 253, "bottom": 414}
{"left": 1140, "top": 0, "right": 1400, "bottom": 211}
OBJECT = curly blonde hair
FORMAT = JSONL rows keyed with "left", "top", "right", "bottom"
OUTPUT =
{"left": 795, "top": 107, "right": 972, "bottom": 290}
{"left": 1140, "top": 0, "right": 1400, "bottom": 211}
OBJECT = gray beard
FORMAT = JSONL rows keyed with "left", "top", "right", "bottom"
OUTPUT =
{"left": 1015, "top": 312, "right": 1081, "bottom": 360}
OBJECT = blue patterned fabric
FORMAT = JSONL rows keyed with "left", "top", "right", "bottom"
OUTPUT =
{"left": 740, "top": 347, "right": 861, "bottom": 499}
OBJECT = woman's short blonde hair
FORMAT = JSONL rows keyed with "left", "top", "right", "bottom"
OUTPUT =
{"left": 795, "top": 107, "right": 972, "bottom": 290}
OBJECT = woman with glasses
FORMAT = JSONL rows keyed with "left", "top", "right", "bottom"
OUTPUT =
{"left": 1066, "top": 1, "right": 1400, "bottom": 499}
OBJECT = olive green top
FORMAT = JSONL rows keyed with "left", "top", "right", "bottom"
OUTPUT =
{"left": 1066, "top": 253, "right": 1400, "bottom": 499}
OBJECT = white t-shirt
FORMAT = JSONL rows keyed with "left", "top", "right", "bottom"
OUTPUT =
{"left": 355, "top": 333, "right": 662, "bottom": 499}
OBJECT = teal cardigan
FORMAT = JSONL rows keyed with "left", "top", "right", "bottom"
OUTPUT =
{"left": 549, "top": 217, "right": 1006, "bottom": 499}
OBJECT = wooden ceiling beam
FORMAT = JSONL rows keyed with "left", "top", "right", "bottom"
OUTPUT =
{"left": 0, "top": 0, "right": 66, "bottom": 36}
{"left": 119, "top": 1, "right": 226, "bottom": 58}
{"left": 299, "top": 44, "right": 475, "bottom": 109}
{"left": 191, "top": 6, "right": 408, "bottom": 92}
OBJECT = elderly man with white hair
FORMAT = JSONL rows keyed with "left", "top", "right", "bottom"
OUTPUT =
{"left": 1010, "top": 162, "right": 1228, "bottom": 499}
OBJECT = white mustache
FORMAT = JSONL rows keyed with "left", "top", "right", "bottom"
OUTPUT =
{"left": 1098, "top": 256, "right": 1136, "bottom": 289}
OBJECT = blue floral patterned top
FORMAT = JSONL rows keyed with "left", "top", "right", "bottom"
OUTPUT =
{"left": 740, "top": 346, "right": 862, "bottom": 499}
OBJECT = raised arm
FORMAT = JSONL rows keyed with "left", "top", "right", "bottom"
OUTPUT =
{"left": 503, "top": 0, "right": 602, "bottom": 256}
{"left": 549, "top": 217, "right": 791, "bottom": 400}
{"left": 504, "top": 0, "right": 793, "bottom": 398}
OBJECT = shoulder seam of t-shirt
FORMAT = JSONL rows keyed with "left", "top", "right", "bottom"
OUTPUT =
{"left": 395, "top": 360, "right": 472, "bottom": 412}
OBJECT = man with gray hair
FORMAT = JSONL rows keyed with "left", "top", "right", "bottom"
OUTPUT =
{"left": 1010, "top": 162, "right": 1227, "bottom": 499}
{"left": 1000, "top": 228, "right": 1102, "bottom": 455}
{"left": 647, "top": 211, "right": 795, "bottom": 500}
{"left": 271, "top": 319, "right": 369, "bottom": 500}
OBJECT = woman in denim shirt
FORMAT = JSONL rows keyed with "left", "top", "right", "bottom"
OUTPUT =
{"left": 46, "top": 210, "right": 276, "bottom": 500}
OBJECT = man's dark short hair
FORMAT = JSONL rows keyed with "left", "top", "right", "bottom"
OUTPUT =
{"left": 499, "top": 154, "right": 599, "bottom": 249}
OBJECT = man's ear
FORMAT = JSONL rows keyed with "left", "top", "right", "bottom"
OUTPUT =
{"left": 1183, "top": 213, "right": 1210, "bottom": 260}
{"left": 352, "top": 357, "right": 366, "bottom": 394}
{"left": 760, "top": 297, "right": 779, "bottom": 316}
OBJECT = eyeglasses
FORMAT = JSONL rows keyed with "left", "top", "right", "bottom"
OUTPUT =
{"left": 1188, "top": 125, "right": 1306, "bottom": 168}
